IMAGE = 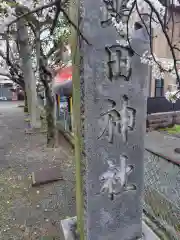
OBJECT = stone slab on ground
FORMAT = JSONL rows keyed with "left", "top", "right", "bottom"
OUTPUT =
{"left": 32, "top": 166, "right": 63, "bottom": 186}
{"left": 145, "top": 131, "right": 180, "bottom": 165}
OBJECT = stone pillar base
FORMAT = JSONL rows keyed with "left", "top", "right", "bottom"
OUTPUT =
{"left": 61, "top": 216, "right": 160, "bottom": 240}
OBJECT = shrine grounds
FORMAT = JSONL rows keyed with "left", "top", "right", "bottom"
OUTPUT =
{"left": 0, "top": 102, "right": 76, "bottom": 240}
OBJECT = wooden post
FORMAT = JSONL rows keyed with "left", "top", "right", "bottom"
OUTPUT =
{"left": 70, "top": 97, "right": 73, "bottom": 133}
{"left": 70, "top": 0, "right": 85, "bottom": 240}
{"left": 58, "top": 95, "right": 60, "bottom": 105}
{"left": 57, "top": 95, "right": 60, "bottom": 119}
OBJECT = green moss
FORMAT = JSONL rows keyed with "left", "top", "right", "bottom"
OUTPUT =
{"left": 24, "top": 106, "right": 28, "bottom": 113}
{"left": 160, "top": 125, "right": 180, "bottom": 134}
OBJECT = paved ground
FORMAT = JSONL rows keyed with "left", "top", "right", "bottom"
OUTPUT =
{"left": 145, "top": 131, "right": 180, "bottom": 165}
{"left": 1, "top": 102, "right": 178, "bottom": 239}
{"left": 0, "top": 102, "right": 76, "bottom": 239}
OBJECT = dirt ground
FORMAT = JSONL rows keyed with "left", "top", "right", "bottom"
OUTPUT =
{"left": 0, "top": 102, "right": 76, "bottom": 240}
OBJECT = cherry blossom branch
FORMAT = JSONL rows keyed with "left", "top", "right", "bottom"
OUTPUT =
{"left": 50, "top": 0, "right": 63, "bottom": 34}
{"left": 27, "top": 18, "right": 63, "bottom": 61}
{"left": 56, "top": 8, "right": 91, "bottom": 45}
{"left": 108, "top": 0, "right": 180, "bottom": 81}
{"left": 6, "top": 0, "right": 90, "bottom": 45}
{"left": 0, "top": 37, "right": 24, "bottom": 87}
{"left": 126, "top": 1, "right": 139, "bottom": 55}
{"left": 7, "top": 0, "right": 58, "bottom": 27}
{"left": 144, "top": 0, "right": 180, "bottom": 83}
{"left": 135, "top": 4, "right": 168, "bottom": 72}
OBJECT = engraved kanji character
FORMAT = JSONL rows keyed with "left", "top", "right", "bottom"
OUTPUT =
{"left": 120, "top": 95, "right": 136, "bottom": 142}
{"left": 98, "top": 95, "right": 136, "bottom": 143}
{"left": 105, "top": 45, "right": 133, "bottom": 82}
{"left": 99, "top": 155, "right": 136, "bottom": 200}
{"left": 98, "top": 99, "right": 120, "bottom": 143}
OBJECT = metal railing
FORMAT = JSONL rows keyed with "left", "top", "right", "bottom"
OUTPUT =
{"left": 143, "top": 150, "right": 180, "bottom": 239}
{"left": 57, "top": 108, "right": 72, "bottom": 133}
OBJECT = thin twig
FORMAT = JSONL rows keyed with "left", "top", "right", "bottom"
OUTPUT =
{"left": 58, "top": 8, "right": 91, "bottom": 45}
{"left": 7, "top": 0, "right": 58, "bottom": 27}
{"left": 144, "top": 0, "right": 180, "bottom": 83}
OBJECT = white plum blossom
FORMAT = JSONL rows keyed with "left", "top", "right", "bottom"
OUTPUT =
{"left": 140, "top": 51, "right": 180, "bottom": 80}
{"left": 134, "top": 0, "right": 166, "bottom": 29}
{"left": 165, "top": 90, "right": 180, "bottom": 103}
{"left": 108, "top": 0, "right": 180, "bottom": 89}
{"left": 0, "top": 0, "right": 55, "bottom": 33}
{"left": 112, "top": 17, "right": 127, "bottom": 35}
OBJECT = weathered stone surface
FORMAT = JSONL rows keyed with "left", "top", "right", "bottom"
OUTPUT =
{"left": 82, "top": 0, "right": 149, "bottom": 239}
{"left": 61, "top": 217, "right": 78, "bottom": 240}
{"left": 147, "top": 112, "right": 177, "bottom": 130}
{"left": 174, "top": 116, "right": 180, "bottom": 124}
{"left": 148, "top": 112, "right": 175, "bottom": 120}
{"left": 148, "top": 117, "right": 172, "bottom": 123}
{"left": 31, "top": 166, "right": 63, "bottom": 186}
{"left": 61, "top": 216, "right": 161, "bottom": 240}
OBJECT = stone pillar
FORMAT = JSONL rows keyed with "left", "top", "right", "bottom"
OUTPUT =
{"left": 60, "top": 1, "right": 159, "bottom": 240}
{"left": 81, "top": 1, "right": 149, "bottom": 240}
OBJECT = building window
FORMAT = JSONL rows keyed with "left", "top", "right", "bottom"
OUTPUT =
{"left": 155, "top": 79, "right": 164, "bottom": 97}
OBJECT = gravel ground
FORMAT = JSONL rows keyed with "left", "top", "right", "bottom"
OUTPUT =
{"left": 0, "top": 102, "right": 76, "bottom": 240}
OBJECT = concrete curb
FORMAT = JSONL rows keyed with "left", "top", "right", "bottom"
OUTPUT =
{"left": 61, "top": 216, "right": 161, "bottom": 240}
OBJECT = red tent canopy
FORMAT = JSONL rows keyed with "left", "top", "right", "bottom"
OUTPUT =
{"left": 55, "top": 66, "right": 72, "bottom": 82}
{"left": 54, "top": 65, "right": 72, "bottom": 96}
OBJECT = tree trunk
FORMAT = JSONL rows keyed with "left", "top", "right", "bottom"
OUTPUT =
{"left": 39, "top": 58, "right": 58, "bottom": 147}
{"left": 24, "top": 91, "right": 28, "bottom": 113}
{"left": 45, "top": 95, "right": 57, "bottom": 147}
{"left": 16, "top": 12, "right": 39, "bottom": 128}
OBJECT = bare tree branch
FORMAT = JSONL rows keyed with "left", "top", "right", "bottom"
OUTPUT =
{"left": 7, "top": 0, "right": 59, "bottom": 27}
{"left": 144, "top": 0, "right": 180, "bottom": 82}
{"left": 50, "top": 0, "right": 62, "bottom": 34}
